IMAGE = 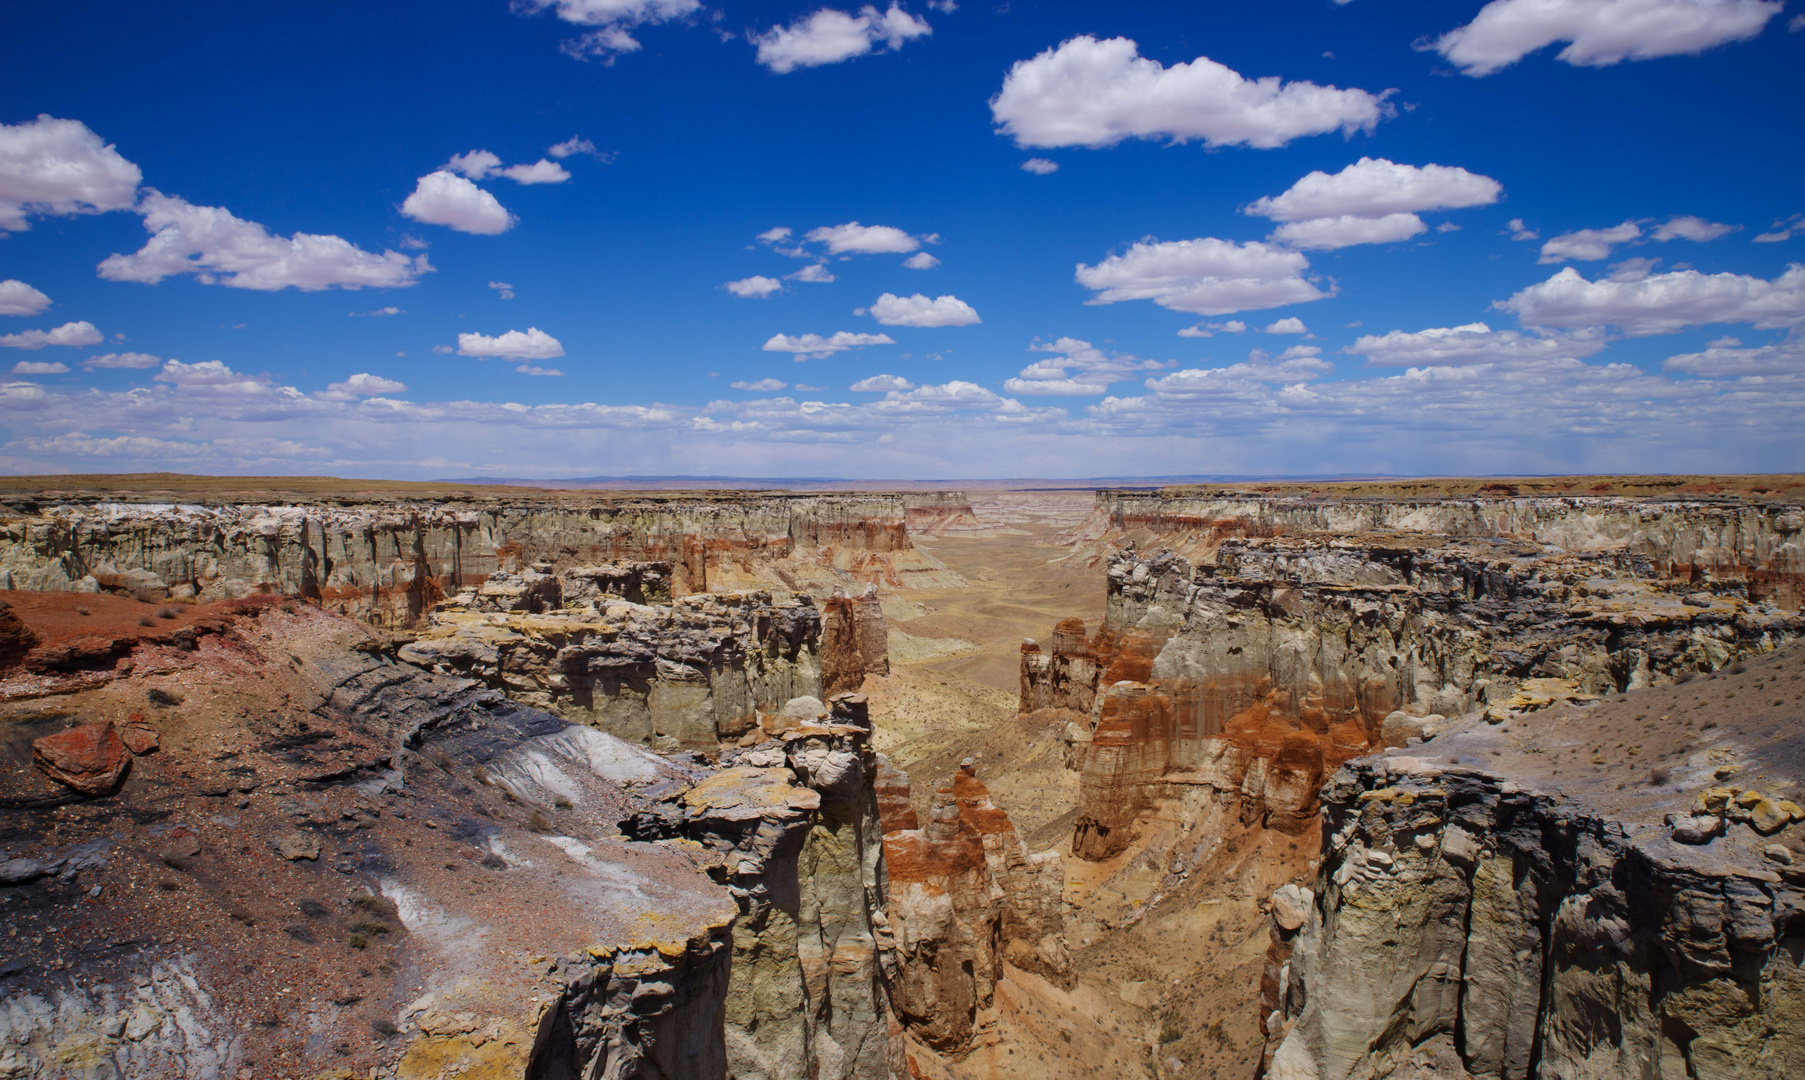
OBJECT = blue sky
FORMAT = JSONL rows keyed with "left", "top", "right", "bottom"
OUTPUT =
{"left": 2, "top": 0, "right": 1802, "bottom": 478}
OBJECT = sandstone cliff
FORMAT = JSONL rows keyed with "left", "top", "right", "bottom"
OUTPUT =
{"left": 1029, "top": 535, "right": 1803, "bottom": 862}
{"left": 395, "top": 581, "right": 830, "bottom": 751}
{"left": 1057, "top": 491, "right": 1805, "bottom": 609}
{"left": 882, "top": 759, "right": 1068, "bottom": 1060}
{"left": 1264, "top": 642, "right": 1805, "bottom": 1079}
{"left": 0, "top": 492, "right": 964, "bottom": 627}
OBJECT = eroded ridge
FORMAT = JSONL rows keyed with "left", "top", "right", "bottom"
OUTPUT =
{"left": 1028, "top": 536, "right": 1803, "bottom": 864}
{"left": 1058, "top": 490, "right": 1805, "bottom": 610}
{"left": 0, "top": 491, "right": 964, "bottom": 627}
{"left": 1263, "top": 643, "right": 1805, "bottom": 1079}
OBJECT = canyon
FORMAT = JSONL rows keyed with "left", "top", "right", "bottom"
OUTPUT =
{"left": 0, "top": 476, "right": 1802, "bottom": 1079}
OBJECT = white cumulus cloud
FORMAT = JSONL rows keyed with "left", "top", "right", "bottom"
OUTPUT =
{"left": 501, "top": 159, "right": 572, "bottom": 184}
{"left": 761, "top": 331, "right": 896, "bottom": 359}
{"left": 444, "top": 150, "right": 503, "bottom": 179}
{"left": 0, "top": 115, "right": 142, "bottom": 233}
{"left": 726, "top": 276, "right": 784, "bottom": 298}
{"left": 1265, "top": 317, "right": 1309, "bottom": 334}
{"left": 1346, "top": 322, "right": 1607, "bottom": 365}
{"left": 1651, "top": 215, "right": 1736, "bottom": 242}
{"left": 902, "top": 252, "right": 940, "bottom": 269}
{"left": 1270, "top": 213, "right": 1426, "bottom": 251}
{"left": 83, "top": 351, "right": 163, "bottom": 369}
{"left": 11, "top": 360, "right": 70, "bottom": 375}
{"left": 1247, "top": 158, "right": 1502, "bottom": 221}
{"left": 326, "top": 373, "right": 408, "bottom": 397}
{"left": 864, "top": 292, "right": 980, "bottom": 327}
{"left": 0, "top": 280, "right": 52, "bottom": 317}
{"left": 548, "top": 136, "right": 600, "bottom": 159}
{"left": 1539, "top": 221, "right": 1642, "bottom": 263}
{"left": 1499, "top": 263, "right": 1805, "bottom": 335}
{"left": 790, "top": 264, "right": 836, "bottom": 283}
{"left": 517, "top": 0, "right": 703, "bottom": 59}
{"left": 805, "top": 222, "right": 922, "bottom": 254}
{"left": 753, "top": 4, "right": 932, "bottom": 73}
{"left": 731, "top": 378, "right": 787, "bottom": 391}
{"left": 1003, "top": 336, "right": 1170, "bottom": 395}
{"left": 990, "top": 36, "right": 1391, "bottom": 150}
{"left": 1021, "top": 158, "right": 1058, "bottom": 174}
{"left": 1426, "top": 0, "right": 1782, "bottom": 77}
{"left": 99, "top": 191, "right": 430, "bottom": 290}
{"left": 0, "top": 320, "right": 103, "bottom": 350}
{"left": 1076, "top": 237, "right": 1327, "bottom": 315}
{"left": 457, "top": 327, "right": 565, "bottom": 359}
{"left": 401, "top": 171, "right": 515, "bottom": 234}
{"left": 1663, "top": 337, "right": 1804, "bottom": 376}
{"left": 851, "top": 374, "right": 916, "bottom": 391}
{"left": 1177, "top": 320, "right": 1247, "bottom": 338}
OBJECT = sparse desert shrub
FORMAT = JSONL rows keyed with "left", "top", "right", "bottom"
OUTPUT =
{"left": 370, "top": 1019, "right": 398, "bottom": 1037}
{"left": 1730, "top": 660, "right": 1747, "bottom": 675}
{"left": 348, "top": 933, "right": 368, "bottom": 950}
{"left": 1647, "top": 767, "right": 1672, "bottom": 786}
{"left": 298, "top": 899, "right": 329, "bottom": 918}
{"left": 138, "top": 615, "right": 156, "bottom": 627}
{"left": 527, "top": 810, "right": 551, "bottom": 833}
{"left": 553, "top": 796, "right": 574, "bottom": 810}
{"left": 75, "top": 605, "right": 91, "bottom": 616}
{"left": 471, "top": 764, "right": 490, "bottom": 785}
{"left": 427, "top": 750, "right": 452, "bottom": 770}
{"left": 156, "top": 606, "right": 179, "bottom": 620}
{"left": 1160, "top": 1019, "right": 1184, "bottom": 1044}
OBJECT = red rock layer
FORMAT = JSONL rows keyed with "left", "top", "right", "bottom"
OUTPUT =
{"left": 821, "top": 586, "right": 889, "bottom": 696}
{"left": 880, "top": 761, "right": 1066, "bottom": 1055}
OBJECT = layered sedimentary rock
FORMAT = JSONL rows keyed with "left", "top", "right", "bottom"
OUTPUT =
{"left": 882, "top": 759, "right": 1068, "bottom": 1057}
{"left": 622, "top": 693, "right": 900, "bottom": 1080}
{"left": 0, "top": 599, "right": 747, "bottom": 1080}
{"left": 396, "top": 581, "right": 831, "bottom": 750}
{"left": 0, "top": 492, "right": 963, "bottom": 627}
{"left": 903, "top": 493, "right": 983, "bottom": 537}
{"left": 1058, "top": 490, "right": 1805, "bottom": 609}
{"left": 1264, "top": 647, "right": 1805, "bottom": 1079}
{"left": 1030, "top": 536, "right": 1804, "bottom": 861}
{"left": 823, "top": 586, "right": 890, "bottom": 697}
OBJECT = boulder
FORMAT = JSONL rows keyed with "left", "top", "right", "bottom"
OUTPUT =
{"left": 276, "top": 831, "right": 321, "bottom": 861}
{"left": 1670, "top": 813, "right": 1725, "bottom": 845}
{"left": 32, "top": 721, "right": 130, "bottom": 796}
{"left": 120, "top": 714, "right": 160, "bottom": 755}
{"left": 1271, "top": 884, "right": 1313, "bottom": 932}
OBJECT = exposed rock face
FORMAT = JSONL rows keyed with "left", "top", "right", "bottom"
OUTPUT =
{"left": 1268, "top": 760, "right": 1805, "bottom": 1079}
{"left": 822, "top": 586, "right": 890, "bottom": 697}
{"left": 0, "top": 591, "right": 943, "bottom": 1080}
{"left": 396, "top": 586, "right": 849, "bottom": 750}
{"left": 1058, "top": 491, "right": 1805, "bottom": 609}
{"left": 903, "top": 493, "right": 984, "bottom": 537}
{"left": 0, "top": 492, "right": 963, "bottom": 627}
{"left": 1031, "top": 536, "right": 1804, "bottom": 861}
{"left": 0, "top": 600, "right": 749, "bottom": 1080}
{"left": 623, "top": 693, "right": 900, "bottom": 1080}
{"left": 883, "top": 759, "right": 1068, "bottom": 1057}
